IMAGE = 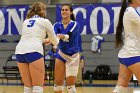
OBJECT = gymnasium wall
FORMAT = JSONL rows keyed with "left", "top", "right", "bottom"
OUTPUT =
{"left": 0, "top": 1, "right": 122, "bottom": 77}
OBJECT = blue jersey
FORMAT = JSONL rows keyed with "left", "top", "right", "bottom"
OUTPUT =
{"left": 54, "top": 20, "right": 80, "bottom": 56}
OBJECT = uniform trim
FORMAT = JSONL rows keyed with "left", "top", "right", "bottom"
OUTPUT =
{"left": 70, "top": 22, "right": 77, "bottom": 32}
{"left": 119, "top": 56, "right": 140, "bottom": 66}
{"left": 135, "top": 9, "right": 140, "bottom": 17}
{"left": 16, "top": 52, "right": 43, "bottom": 63}
{"left": 55, "top": 52, "right": 67, "bottom": 63}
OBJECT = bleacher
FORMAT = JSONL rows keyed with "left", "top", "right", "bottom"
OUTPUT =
{"left": 0, "top": 34, "right": 120, "bottom": 79}
{"left": 0, "top": 35, "right": 20, "bottom": 77}
{"left": 0, "top": 0, "right": 121, "bottom": 80}
{"left": 81, "top": 34, "right": 119, "bottom": 74}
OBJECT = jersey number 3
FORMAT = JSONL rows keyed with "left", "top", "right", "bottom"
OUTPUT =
{"left": 27, "top": 20, "right": 35, "bottom": 27}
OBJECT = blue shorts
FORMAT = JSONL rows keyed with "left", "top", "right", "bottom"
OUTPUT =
{"left": 119, "top": 56, "right": 140, "bottom": 66}
{"left": 16, "top": 52, "right": 43, "bottom": 63}
{"left": 55, "top": 52, "right": 66, "bottom": 63}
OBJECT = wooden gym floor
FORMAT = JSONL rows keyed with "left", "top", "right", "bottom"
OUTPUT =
{"left": 0, "top": 80, "right": 139, "bottom": 93}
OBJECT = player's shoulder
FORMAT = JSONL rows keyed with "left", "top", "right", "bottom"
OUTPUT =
{"left": 126, "top": 7, "right": 136, "bottom": 14}
{"left": 71, "top": 20, "right": 79, "bottom": 24}
{"left": 125, "top": 7, "right": 140, "bottom": 17}
{"left": 30, "top": 15, "right": 51, "bottom": 23}
{"left": 70, "top": 20, "right": 80, "bottom": 26}
{"left": 53, "top": 21, "right": 62, "bottom": 27}
{"left": 36, "top": 18, "right": 52, "bottom": 26}
{"left": 37, "top": 17, "right": 50, "bottom": 22}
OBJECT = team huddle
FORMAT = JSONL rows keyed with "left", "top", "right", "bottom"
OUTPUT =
{"left": 15, "top": 2, "right": 81, "bottom": 93}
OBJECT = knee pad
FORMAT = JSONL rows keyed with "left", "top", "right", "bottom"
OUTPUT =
{"left": 24, "top": 86, "right": 32, "bottom": 93}
{"left": 54, "top": 84, "right": 63, "bottom": 92}
{"left": 113, "top": 85, "right": 128, "bottom": 93}
{"left": 67, "top": 85, "right": 77, "bottom": 93}
{"left": 32, "top": 86, "right": 43, "bottom": 93}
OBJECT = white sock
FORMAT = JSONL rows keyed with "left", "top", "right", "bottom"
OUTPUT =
{"left": 67, "top": 85, "right": 77, "bottom": 93}
{"left": 24, "top": 86, "right": 32, "bottom": 93}
{"left": 32, "top": 86, "right": 43, "bottom": 93}
{"left": 113, "top": 85, "right": 128, "bottom": 93}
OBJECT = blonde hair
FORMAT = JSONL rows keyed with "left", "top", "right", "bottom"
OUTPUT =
{"left": 26, "top": 2, "right": 46, "bottom": 19}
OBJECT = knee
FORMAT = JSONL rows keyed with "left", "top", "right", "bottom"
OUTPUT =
{"left": 66, "top": 76, "right": 76, "bottom": 85}
{"left": 118, "top": 75, "right": 130, "bottom": 87}
{"left": 54, "top": 79, "right": 64, "bottom": 85}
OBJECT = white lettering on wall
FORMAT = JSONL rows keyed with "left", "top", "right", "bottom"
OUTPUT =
{"left": 112, "top": 7, "right": 121, "bottom": 34}
{"left": 73, "top": 8, "right": 87, "bottom": 35}
{"left": 7, "top": 8, "right": 25, "bottom": 35}
{"left": 90, "top": 7, "right": 110, "bottom": 34}
{"left": 0, "top": 11, "right": 5, "bottom": 35}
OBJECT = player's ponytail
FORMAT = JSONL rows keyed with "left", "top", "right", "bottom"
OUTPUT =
{"left": 71, "top": 13, "right": 75, "bottom": 21}
{"left": 26, "top": 2, "right": 46, "bottom": 19}
{"left": 115, "top": 0, "right": 130, "bottom": 48}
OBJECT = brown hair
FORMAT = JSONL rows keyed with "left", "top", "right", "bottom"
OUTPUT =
{"left": 115, "top": 0, "right": 132, "bottom": 48}
{"left": 62, "top": 4, "right": 75, "bottom": 21}
{"left": 26, "top": 2, "right": 46, "bottom": 19}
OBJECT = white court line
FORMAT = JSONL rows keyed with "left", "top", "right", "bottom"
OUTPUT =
{"left": 133, "top": 88, "right": 140, "bottom": 93}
